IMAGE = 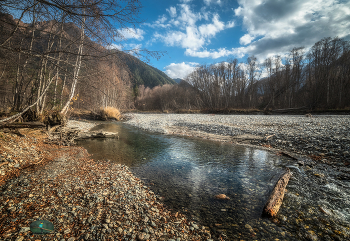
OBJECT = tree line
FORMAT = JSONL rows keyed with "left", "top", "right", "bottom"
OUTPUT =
{"left": 0, "top": 0, "right": 147, "bottom": 122}
{"left": 136, "top": 37, "right": 350, "bottom": 112}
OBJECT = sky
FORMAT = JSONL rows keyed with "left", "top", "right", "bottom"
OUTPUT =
{"left": 112, "top": 0, "right": 350, "bottom": 80}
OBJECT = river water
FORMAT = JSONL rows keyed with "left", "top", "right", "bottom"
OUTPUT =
{"left": 78, "top": 122, "right": 350, "bottom": 240}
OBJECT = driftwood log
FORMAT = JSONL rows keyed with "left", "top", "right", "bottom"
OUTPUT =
{"left": 76, "top": 131, "right": 119, "bottom": 140}
{"left": 263, "top": 168, "right": 291, "bottom": 217}
{"left": 0, "top": 122, "right": 46, "bottom": 129}
{"left": 46, "top": 126, "right": 119, "bottom": 146}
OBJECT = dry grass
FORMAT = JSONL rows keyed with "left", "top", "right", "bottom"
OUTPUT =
{"left": 100, "top": 106, "right": 121, "bottom": 120}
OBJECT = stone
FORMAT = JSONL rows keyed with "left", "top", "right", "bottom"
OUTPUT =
{"left": 20, "top": 227, "right": 30, "bottom": 232}
{"left": 137, "top": 232, "right": 147, "bottom": 240}
{"left": 15, "top": 236, "right": 24, "bottom": 241}
{"left": 215, "top": 194, "right": 230, "bottom": 200}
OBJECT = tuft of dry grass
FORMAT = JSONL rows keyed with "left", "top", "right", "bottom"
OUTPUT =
{"left": 100, "top": 106, "right": 121, "bottom": 120}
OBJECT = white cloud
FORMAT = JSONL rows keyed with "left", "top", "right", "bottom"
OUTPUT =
{"left": 157, "top": 15, "right": 167, "bottom": 24}
{"left": 226, "top": 21, "right": 235, "bottom": 28}
{"left": 154, "top": 27, "right": 205, "bottom": 50}
{"left": 233, "top": 0, "right": 350, "bottom": 61}
{"left": 107, "top": 44, "right": 123, "bottom": 50}
{"left": 164, "top": 62, "right": 198, "bottom": 79}
{"left": 154, "top": 5, "right": 234, "bottom": 51}
{"left": 204, "top": 0, "right": 221, "bottom": 5}
{"left": 119, "top": 28, "right": 145, "bottom": 40}
{"left": 167, "top": 7, "right": 177, "bottom": 18}
{"left": 185, "top": 46, "right": 252, "bottom": 59}
{"left": 198, "top": 14, "right": 225, "bottom": 38}
{"left": 181, "top": 0, "right": 350, "bottom": 61}
{"left": 128, "top": 43, "right": 142, "bottom": 49}
{"left": 145, "top": 15, "right": 171, "bottom": 28}
{"left": 177, "top": 4, "right": 201, "bottom": 27}
{"left": 239, "top": 34, "right": 255, "bottom": 45}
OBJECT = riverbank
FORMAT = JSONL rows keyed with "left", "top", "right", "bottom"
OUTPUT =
{"left": 0, "top": 121, "right": 213, "bottom": 240}
{"left": 124, "top": 113, "right": 350, "bottom": 166}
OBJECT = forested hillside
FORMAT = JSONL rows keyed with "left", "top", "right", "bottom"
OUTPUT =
{"left": 0, "top": 12, "right": 135, "bottom": 117}
{"left": 0, "top": 0, "right": 174, "bottom": 121}
{"left": 115, "top": 50, "right": 176, "bottom": 88}
{"left": 0, "top": 1, "right": 172, "bottom": 122}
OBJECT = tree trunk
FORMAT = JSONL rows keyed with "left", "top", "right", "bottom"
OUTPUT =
{"left": 54, "top": 18, "right": 65, "bottom": 107}
{"left": 263, "top": 168, "right": 291, "bottom": 217}
{"left": 60, "top": 71, "right": 67, "bottom": 107}
{"left": 61, "top": 16, "right": 86, "bottom": 115}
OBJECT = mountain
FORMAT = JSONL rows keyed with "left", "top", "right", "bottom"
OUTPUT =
{"left": 173, "top": 78, "right": 183, "bottom": 84}
{"left": 113, "top": 50, "right": 177, "bottom": 88}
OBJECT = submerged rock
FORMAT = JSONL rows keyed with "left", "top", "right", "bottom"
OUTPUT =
{"left": 215, "top": 194, "right": 230, "bottom": 200}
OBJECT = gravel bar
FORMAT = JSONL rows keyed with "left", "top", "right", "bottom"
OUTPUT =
{"left": 125, "top": 113, "right": 350, "bottom": 163}
{"left": 0, "top": 122, "right": 213, "bottom": 241}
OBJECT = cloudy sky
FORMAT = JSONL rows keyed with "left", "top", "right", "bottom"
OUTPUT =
{"left": 113, "top": 0, "right": 350, "bottom": 79}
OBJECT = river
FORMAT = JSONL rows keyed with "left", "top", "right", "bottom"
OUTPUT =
{"left": 77, "top": 121, "right": 350, "bottom": 240}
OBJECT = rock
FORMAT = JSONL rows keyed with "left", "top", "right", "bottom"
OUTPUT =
{"left": 314, "top": 173, "right": 325, "bottom": 178}
{"left": 137, "top": 232, "right": 147, "bottom": 240}
{"left": 319, "top": 206, "right": 332, "bottom": 216}
{"left": 15, "top": 236, "right": 24, "bottom": 241}
{"left": 20, "top": 227, "right": 30, "bottom": 232}
{"left": 215, "top": 194, "right": 230, "bottom": 200}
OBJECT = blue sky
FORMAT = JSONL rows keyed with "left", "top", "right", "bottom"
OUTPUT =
{"left": 112, "top": 0, "right": 350, "bottom": 79}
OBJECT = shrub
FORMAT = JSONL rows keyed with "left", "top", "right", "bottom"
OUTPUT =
{"left": 99, "top": 106, "right": 121, "bottom": 120}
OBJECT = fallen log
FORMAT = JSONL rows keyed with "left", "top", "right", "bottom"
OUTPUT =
{"left": 0, "top": 122, "right": 46, "bottom": 129}
{"left": 75, "top": 131, "right": 119, "bottom": 140}
{"left": 263, "top": 168, "right": 291, "bottom": 217}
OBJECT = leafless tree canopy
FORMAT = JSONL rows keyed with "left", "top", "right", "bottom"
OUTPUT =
{"left": 0, "top": 0, "right": 144, "bottom": 120}
{"left": 136, "top": 37, "right": 350, "bottom": 112}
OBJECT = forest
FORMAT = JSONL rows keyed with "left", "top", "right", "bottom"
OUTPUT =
{"left": 0, "top": 1, "right": 349, "bottom": 122}
{"left": 136, "top": 37, "right": 350, "bottom": 112}
{"left": 0, "top": 0, "right": 155, "bottom": 123}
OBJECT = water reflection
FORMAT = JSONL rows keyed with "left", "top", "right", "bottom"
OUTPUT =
{"left": 78, "top": 122, "right": 295, "bottom": 239}
{"left": 78, "top": 123, "right": 168, "bottom": 166}
{"left": 78, "top": 122, "right": 350, "bottom": 240}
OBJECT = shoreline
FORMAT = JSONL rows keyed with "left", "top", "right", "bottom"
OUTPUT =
{"left": 0, "top": 121, "right": 214, "bottom": 241}
{"left": 1, "top": 114, "right": 349, "bottom": 240}
{"left": 124, "top": 113, "right": 350, "bottom": 166}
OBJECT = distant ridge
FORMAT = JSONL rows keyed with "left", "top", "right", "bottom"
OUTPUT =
{"left": 173, "top": 78, "right": 183, "bottom": 84}
{"left": 112, "top": 50, "right": 177, "bottom": 88}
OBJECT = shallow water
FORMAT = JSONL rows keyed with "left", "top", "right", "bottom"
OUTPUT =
{"left": 78, "top": 122, "right": 350, "bottom": 240}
